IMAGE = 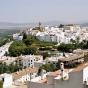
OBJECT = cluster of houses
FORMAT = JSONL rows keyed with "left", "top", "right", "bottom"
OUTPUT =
{"left": 0, "top": 54, "right": 43, "bottom": 88}
{"left": 1, "top": 24, "right": 88, "bottom": 88}
{"left": 13, "top": 33, "right": 23, "bottom": 40}
{"left": 22, "top": 24, "right": 88, "bottom": 44}
{"left": 0, "top": 48, "right": 88, "bottom": 88}
{"left": 13, "top": 24, "right": 88, "bottom": 44}
{"left": 27, "top": 62, "right": 88, "bottom": 88}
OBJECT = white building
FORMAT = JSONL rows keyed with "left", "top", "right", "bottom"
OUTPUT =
{"left": 0, "top": 73, "right": 13, "bottom": 88}
{"left": 18, "top": 55, "right": 43, "bottom": 68}
{"left": 13, "top": 33, "right": 23, "bottom": 40}
{"left": 34, "top": 24, "right": 88, "bottom": 44}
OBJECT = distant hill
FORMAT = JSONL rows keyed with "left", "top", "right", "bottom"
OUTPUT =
{"left": 0, "top": 21, "right": 65, "bottom": 29}
{"left": 2, "top": 21, "right": 88, "bottom": 29}
{"left": 81, "top": 23, "right": 88, "bottom": 27}
{"left": 0, "top": 22, "right": 30, "bottom": 29}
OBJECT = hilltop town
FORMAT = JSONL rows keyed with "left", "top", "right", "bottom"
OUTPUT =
{"left": 0, "top": 24, "right": 88, "bottom": 88}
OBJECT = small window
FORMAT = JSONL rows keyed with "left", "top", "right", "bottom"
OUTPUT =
{"left": 28, "top": 60, "right": 30, "bottom": 62}
{"left": 53, "top": 62, "right": 55, "bottom": 64}
{"left": 2, "top": 78, "right": 4, "bottom": 82}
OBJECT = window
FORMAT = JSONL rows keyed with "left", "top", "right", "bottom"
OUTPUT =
{"left": 28, "top": 60, "right": 30, "bottom": 62}
{"left": 53, "top": 62, "right": 55, "bottom": 64}
{"left": 2, "top": 78, "right": 4, "bottom": 82}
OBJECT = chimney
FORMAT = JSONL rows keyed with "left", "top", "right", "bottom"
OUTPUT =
{"left": 60, "top": 62, "right": 64, "bottom": 78}
{"left": 60, "top": 62, "right": 69, "bottom": 80}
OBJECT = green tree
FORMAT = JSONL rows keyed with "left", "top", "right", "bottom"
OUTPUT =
{"left": 40, "top": 63, "right": 57, "bottom": 72}
{"left": 23, "top": 33, "right": 27, "bottom": 40}
{"left": 0, "top": 62, "right": 23, "bottom": 74}
{"left": 9, "top": 40, "right": 38, "bottom": 57}
{"left": 9, "top": 41, "right": 26, "bottom": 57}
{"left": 8, "top": 63, "right": 15, "bottom": 73}
{"left": 23, "top": 38, "right": 32, "bottom": 46}
{"left": 24, "top": 47, "right": 37, "bottom": 55}
{"left": 41, "top": 52, "right": 50, "bottom": 60}
{"left": 0, "top": 81, "right": 3, "bottom": 88}
{"left": 70, "top": 39, "right": 76, "bottom": 44}
{"left": 79, "top": 40, "right": 88, "bottom": 49}
{"left": 57, "top": 43, "right": 76, "bottom": 52}
{"left": 0, "top": 63, "right": 4, "bottom": 74}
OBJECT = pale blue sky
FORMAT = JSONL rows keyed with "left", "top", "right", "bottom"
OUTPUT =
{"left": 0, "top": 0, "right": 88, "bottom": 23}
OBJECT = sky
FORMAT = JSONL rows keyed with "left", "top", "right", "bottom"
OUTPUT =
{"left": 0, "top": 0, "right": 88, "bottom": 23}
